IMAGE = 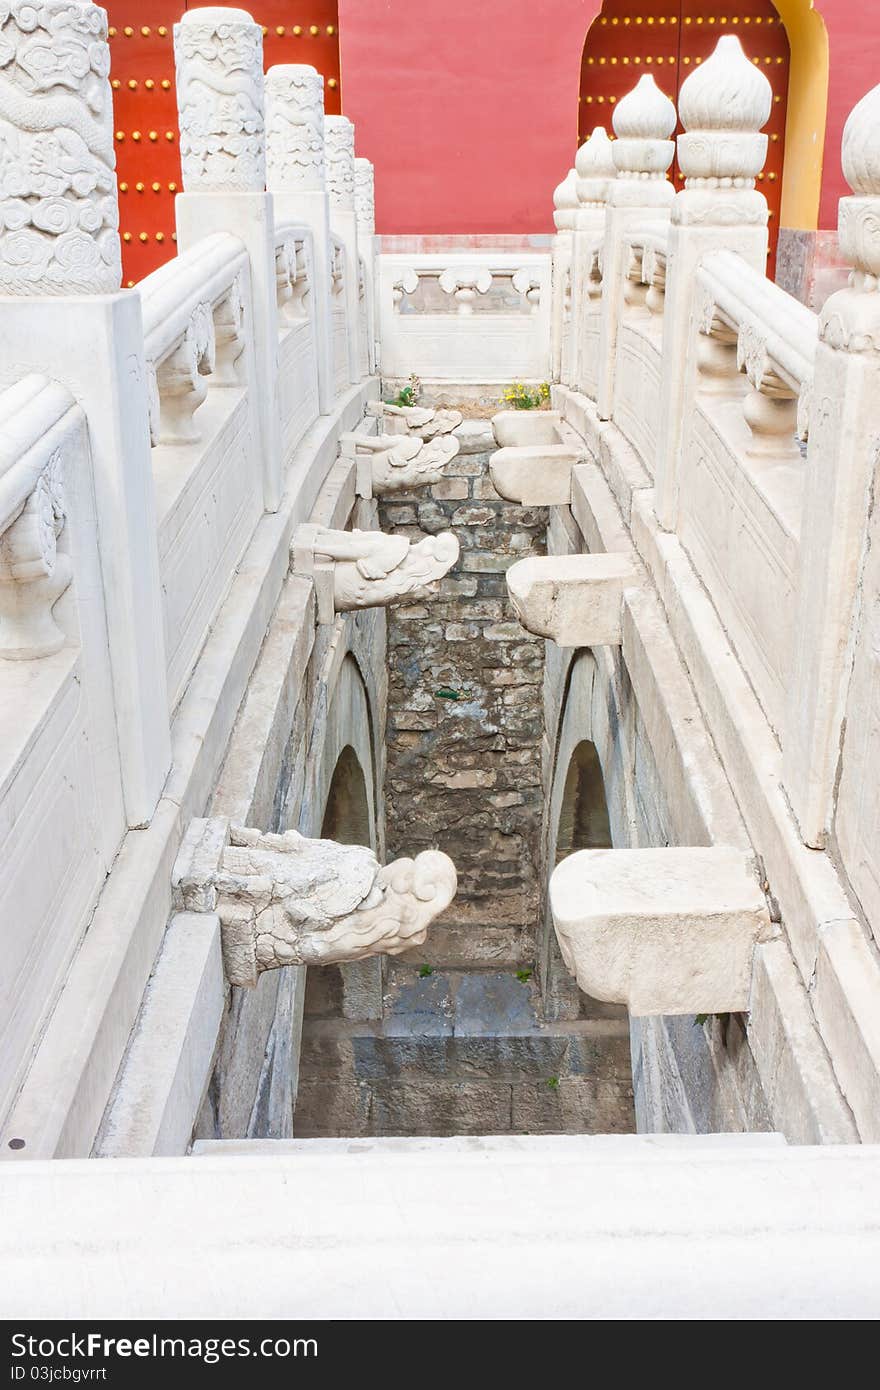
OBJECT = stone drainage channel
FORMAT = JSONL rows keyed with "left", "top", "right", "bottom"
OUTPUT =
{"left": 296, "top": 415, "right": 635, "bottom": 1138}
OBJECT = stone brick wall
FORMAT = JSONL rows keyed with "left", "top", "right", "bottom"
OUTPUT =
{"left": 378, "top": 420, "right": 548, "bottom": 971}
{"left": 294, "top": 417, "right": 636, "bottom": 1138}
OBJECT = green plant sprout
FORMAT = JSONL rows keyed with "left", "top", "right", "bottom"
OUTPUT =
{"left": 502, "top": 381, "right": 550, "bottom": 411}
{"left": 389, "top": 373, "right": 421, "bottom": 408}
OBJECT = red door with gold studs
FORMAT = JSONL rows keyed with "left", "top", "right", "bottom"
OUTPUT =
{"left": 107, "top": 3, "right": 341, "bottom": 285}
{"left": 578, "top": 2, "right": 789, "bottom": 272}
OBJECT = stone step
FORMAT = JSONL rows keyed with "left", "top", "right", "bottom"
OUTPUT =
{"left": 291, "top": 1072, "right": 635, "bottom": 1138}
{"left": 192, "top": 1131, "right": 788, "bottom": 1158}
{"left": 297, "top": 966, "right": 636, "bottom": 1137}
{"left": 10, "top": 1138, "right": 876, "bottom": 1319}
{"left": 298, "top": 1019, "right": 632, "bottom": 1083}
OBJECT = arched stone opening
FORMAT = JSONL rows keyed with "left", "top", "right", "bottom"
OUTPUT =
{"left": 308, "top": 651, "right": 379, "bottom": 853}
{"left": 542, "top": 650, "right": 630, "bottom": 1027}
{"left": 555, "top": 739, "right": 613, "bottom": 865}
{"left": 301, "top": 654, "right": 383, "bottom": 1031}
{"left": 577, "top": 1, "right": 829, "bottom": 264}
{"left": 321, "top": 744, "right": 371, "bottom": 847}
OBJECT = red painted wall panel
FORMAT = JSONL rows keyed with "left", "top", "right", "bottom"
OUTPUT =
{"left": 818, "top": 0, "right": 880, "bottom": 229}
{"left": 338, "top": 1, "right": 880, "bottom": 236}
{"left": 108, "top": 1, "right": 880, "bottom": 258}
{"left": 337, "top": 0, "right": 601, "bottom": 235}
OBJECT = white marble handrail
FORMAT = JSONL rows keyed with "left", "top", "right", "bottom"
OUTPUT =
{"left": 623, "top": 228, "right": 669, "bottom": 315}
{"left": 0, "top": 375, "right": 82, "bottom": 661}
{"left": 0, "top": 376, "right": 77, "bottom": 533}
{"left": 139, "top": 234, "right": 250, "bottom": 447}
{"left": 140, "top": 233, "right": 248, "bottom": 367}
{"left": 697, "top": 248, "right": 818, "bottom": 413}
{"left": 329, "top": 232, "right": 346, "bottom": 292}
{"left": 273, "top": 221, "right": 313, "bottom": 319}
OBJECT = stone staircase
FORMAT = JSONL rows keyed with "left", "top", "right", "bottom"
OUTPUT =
{"left": 294, "top": 961, "right": 635, "bottom": 1137}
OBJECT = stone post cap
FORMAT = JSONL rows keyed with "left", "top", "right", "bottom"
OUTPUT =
{"left": 553, "top": 169, "right": 578, "bottom": 229}
{"left": 678, "top": 35, "right": 772, "bottom": 186}
{"left": 842, "top": 81, "right": 880, "bottom": 196}
{"left": 576, "top": 126, "right": 617, "bottom": 206}
{"left": 266, "top": 63, "right": 324, "bottom": 85}
{"left": 831, "top": 82, "right": 880, "bottom": 290}
{"left": 612, "top": 75, "right": 676, "bottom": 179}
{"left": 177, "top": 6, "right": 257, "bottom": 23}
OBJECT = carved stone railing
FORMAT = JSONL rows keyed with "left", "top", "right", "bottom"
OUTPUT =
{"left": 0, "top": 377, "right": 81, "bottom": 660}
{"left": 273, "top": 219, "right": 320, "bottom": 455}
{"left": 624, "top": 230, "right": 668, "bottom": 322}
{"left": 377, "top": 253, "right": 552, "bottom": 383}
{"left": 273, "top": 221, "right": 313, "bottom": 322}
{"left": 329, "top": 232, "right": 350, "bottom": 394}
{"left": 140, "top": 233, "right": 250, "bottom": 447}
{"left": 0, "top": 2, "right": 384, "bottom": 1156}
{"left": 696, "top": 250, "right": 818, "bottom": 455}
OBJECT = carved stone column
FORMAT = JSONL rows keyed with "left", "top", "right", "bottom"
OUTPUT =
{"left": 653, "top": 36, "right": 772, "bottom": 528}
{"left": 572, "top": 127, "right": 617, "bottom": 396}
{"left": 354, "top": 158, "right": 376, "bottom": 240}
{"left": 173, "top": 8, "right": 283, "bottom": 510}
{"left": 0, "top": 0, "right": 122, "bottom": 295}
{"left": 175, "top": 6, "right": 266, "bottom": 191}
{"left": 325, "top": 115, "right": 361, "bottom": 384}
{"left": 595, "top": 75, "right": 676, "bottom": 421}
{"left": 784, "top": 80, "right": 880, "bottom": 847}
{"left": 354, "top": 157, "right": 377, "bottom": 372}
{"left": 265, "top": 64, "right": 335, "bottom": 413}
{"left": 0, "top": 0, "right": 170, "bottom": 826}
{"left": 173, "top": 818, "right": 458, "bottom": 987}
{"left": 550, "top": 168, "right": 577, "bottom": 385}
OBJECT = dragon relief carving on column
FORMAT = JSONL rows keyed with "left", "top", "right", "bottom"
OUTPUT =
{"left": 265, "top": 63, "right": 325, "bottom": 193}
{"left": 173, "top": 8, "right": 266, "bottom": 193}
{"left": 324, "top": 115, "right": 355, "bottom": 210}
{"left": 0, "top": 0, "right": 122, "bottom": 294}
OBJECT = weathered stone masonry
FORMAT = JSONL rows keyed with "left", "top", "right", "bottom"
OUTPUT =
{"left": 379, "top": 420, "right": 547, "bottom": 970}
{"left": 292, "top": 417, "right": 635, "bottom": 1138}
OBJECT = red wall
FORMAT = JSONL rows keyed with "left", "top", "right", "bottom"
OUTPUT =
{"left": 338, "top": 1, "right": 880, "bottom": 236}
{"left": 818, "top": 0, "right": 880, "bottom": 229}
{"left": 338, "top": 0, "right": 601, "bottom": 235}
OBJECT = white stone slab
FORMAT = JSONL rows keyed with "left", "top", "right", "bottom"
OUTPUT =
{"left": 489, "top": 444, "right": 582, "bottom": 505}
{"left": 490, "top": 409, "right": 562, "bottom": 448}
{"left": 550, "top": 846, "right": 772, "bottom": 1015}
{"left": 1, "top": 1143, "right": 878, "bottom": 1319}
{"left": 95, "top": 913, "right": 225, "bottom": 1158}
{"left": 506, "top": 552, "right": 638, "bottom": 647}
